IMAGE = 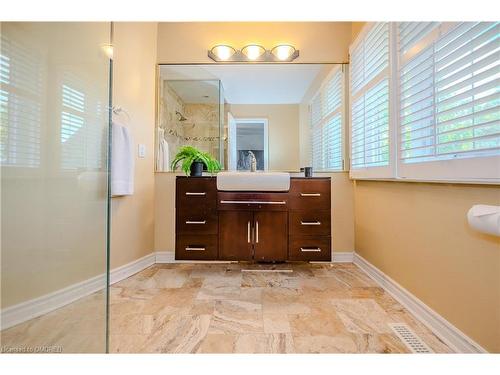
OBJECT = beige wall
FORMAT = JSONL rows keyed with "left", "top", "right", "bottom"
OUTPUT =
{"left": 327, "top": 172, "right": 355, "bottom": 252}
{"left": 354, "top": 181, "right": 500, "bottom": 352}
{"left": 110, "top": 23, "right": 158, "bottom": 269}
{"left": 229, "top": 104, "right": 300, "bottom": 171}
{"left": 154, "top": 172, "right": 181, "bottom": 253}
{"left": 157, "top": 22, "right": 352, "bottom": 64}
{"left": 351, "top": 22, "right": 365, "bottom": 41}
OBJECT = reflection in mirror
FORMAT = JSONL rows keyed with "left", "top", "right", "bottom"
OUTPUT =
{"left": 156, "top": 63, "right": 340, "bottom": 172}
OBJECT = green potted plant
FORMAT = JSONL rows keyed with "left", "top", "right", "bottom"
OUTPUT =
{"left": 170, "top": 146, "right": 221, "bottom": 176}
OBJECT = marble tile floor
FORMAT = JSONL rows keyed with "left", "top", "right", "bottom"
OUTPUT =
{"left": 1, "top": 263, "right": 453, "bottom": 354}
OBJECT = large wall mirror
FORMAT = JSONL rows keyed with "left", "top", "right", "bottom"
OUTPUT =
{"left": 156, "top": 63, "right": 342, "bottom": 172}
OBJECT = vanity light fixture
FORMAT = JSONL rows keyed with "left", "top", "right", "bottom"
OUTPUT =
{"left": 209, "top": 45, "right": 236, "bottom": 61}
{"left": 271, "top": 45, "right": 297, "bottom": 61}
{"left": 241, "top": 44, "right": 266, "bottom": 60}
{"left": 208, "top": 44, "right": 299, "bottom": 62}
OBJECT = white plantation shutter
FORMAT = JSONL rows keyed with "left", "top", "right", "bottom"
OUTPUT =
{"left": 398, "top": 22, "right": 500, "bottom": 181}
{"left": 349, "top": 23, "right": 393, "bottom": 178}
{"left": 310, "top": 66, "right": 345, "bottom": 171}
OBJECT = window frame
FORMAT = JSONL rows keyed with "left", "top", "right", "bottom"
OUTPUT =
{"left": 396, "top": 22, "right": 500, "bottom": 183}
{"left": 349, "top": 21, "right": 500, "bottom": 183}
{"left": 309, "top": 64, "right": 347, "bottom": 172}
{"left": 348, "top": 22, "right": 397, "bottom": 179}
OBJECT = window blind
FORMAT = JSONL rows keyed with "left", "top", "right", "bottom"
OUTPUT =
{"left": 310, "top": 66, "right": 344, "bottom": 171}
{"left": 60, "top": 74, "right": 105, "bottom": 171}
{"left": 350, "top": 23, "right": 392, "bottom": 174}
{"left": 0, "top": 34, "right": 42, "bottom": 168}
{"left": 399, "top": 22, "right": 500, "bottom": 179}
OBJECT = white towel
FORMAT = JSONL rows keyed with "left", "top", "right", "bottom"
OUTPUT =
{"left": 156, "top": 128, "right": 170, "bottom": 172}
{"left": 111, "top": 121, "right": 134, "bottom": 196}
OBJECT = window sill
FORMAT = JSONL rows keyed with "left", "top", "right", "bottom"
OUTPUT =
{"left": 349, "top": 177, "right": 500, "bottom": 187}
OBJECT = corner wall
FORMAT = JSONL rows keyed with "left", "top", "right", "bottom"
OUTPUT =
{"left": 111, "top": 23, "right": 158, "bottom": 269}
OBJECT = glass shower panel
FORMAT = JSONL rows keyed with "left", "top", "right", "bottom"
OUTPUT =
{"left": 157, "top": 79, "right": 221, "bottom": 171}
{"left": 0, "top": 22, "right": 111, "bottom": 353}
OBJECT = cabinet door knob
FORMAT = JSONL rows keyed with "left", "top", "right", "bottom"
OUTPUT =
{"left": 185, "top": 220, "right": 206, "bottom": 225}
{"left": 300, "top": 193, "right": 321, "bottom": 197}
{"left": 185, "top": 247, "right": 206, "bottom": 251}
{"left": 300, "top": 221, "right": 321, "bottom": 225}
{"left": 185, "top": 192, "right": 206, "bottom": 196}
{"left": 300, "top": 247, "right": 322, "bottom": 252}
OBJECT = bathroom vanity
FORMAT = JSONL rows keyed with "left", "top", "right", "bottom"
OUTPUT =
{"left": 175, "top": 176, "right": 331, "bottom": 262}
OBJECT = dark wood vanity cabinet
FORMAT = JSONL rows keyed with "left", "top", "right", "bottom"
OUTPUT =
{"left": 218, "top": 210, "right": 288, "bottom": 262}
{"left": 175, "top": 176, "right": 331, "bottom": 262}
{"left": 288, "top": 177, "right": 332, "bottom": 261}
{"left": 175, "top": 177, "right": 218, "bottom": 260}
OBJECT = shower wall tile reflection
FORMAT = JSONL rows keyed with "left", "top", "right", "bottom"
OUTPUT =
{"left": 157, "top": 79, "right": 222, "bottom": 171}
{"left": 0, "top": 22, "right": 111, "bottom": 353}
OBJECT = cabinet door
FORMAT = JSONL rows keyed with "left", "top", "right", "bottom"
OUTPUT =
{"left": 219, "top": 211, "right": 253, "bottom": 261}
{"left": 253, "top": 211, "right": 288, "bottom": 262}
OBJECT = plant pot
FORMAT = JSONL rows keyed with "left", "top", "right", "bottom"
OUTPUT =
{"left": 190, "top": 161, "right": 204, "bottom": 177}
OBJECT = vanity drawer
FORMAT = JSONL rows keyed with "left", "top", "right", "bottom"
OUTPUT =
{"left": 177, "top": 177, "right": 217, "bottom": 211}
{"left": 175, "top": 234, "right": 218, "bottom": 260}
{"left": 176, "top": 211, "right": 218, "bottom": 235}
{"left": 217, "top": 192, "right": 288, "bottom": 211}
{"left": 288, "top": 236, "right": 331, "bottom": 261}
{"left": 289, "top": 178, "right": 331, "bottom": 211}
{"left": 289, "top": 211, "right": 331, "bottom": 236}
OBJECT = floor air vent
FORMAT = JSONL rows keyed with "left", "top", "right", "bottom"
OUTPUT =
{"left": 389, "top": 323, "right": 433, "bottom": 353}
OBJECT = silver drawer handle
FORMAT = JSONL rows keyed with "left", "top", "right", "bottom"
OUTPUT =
{"left": 256, "top": 221, "right": 259, "bottom": 243}
{"left": 186, "top": 192, "right": 206, "bottom": 196}
{"left": 220, "top": 200, "right": 286, "bottom": 205}
{"left": 247, "top": 221, "right": 251, "bottom": 243}
{"left": 185, "top": 220, "right": 206, "bottom": 225}
{"left": 185, "top": 247, "right": 206, "bottom": 251}
{"left": 301, "top": 221, "right": 321, "bottom": 225}
{"left": 300, "top": 247, "right": 322, "bottom": 252}
{"left": 300, "top": 193, "right": 321, "bottom": 197}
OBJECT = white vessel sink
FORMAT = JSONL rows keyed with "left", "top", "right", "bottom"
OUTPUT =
{"left": 217, "top": 171, "right": 291, "bottom": 191}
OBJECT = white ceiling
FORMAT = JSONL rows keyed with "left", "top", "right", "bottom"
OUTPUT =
{"left": 160, "top": 64, "right": 329, "bottom": 104}
{"left": 167, "top": 80, "right": 220, "bottom": 104}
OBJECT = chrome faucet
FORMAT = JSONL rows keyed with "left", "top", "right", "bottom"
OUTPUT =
{"left": 248, "top": 151, "right": 257, "bottom": 172}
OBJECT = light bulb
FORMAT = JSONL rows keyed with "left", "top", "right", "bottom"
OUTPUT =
{"left": 242, "top": 45, "right": 265, "bottom": 60}
{"left": 211, "top": 45, "right": 235, "bottom": 61}
{"left": 101, "top": 44, "right": 114, "bottom": 59}
{"left": 272, "top": 45, "right": 296, "bottom": 61}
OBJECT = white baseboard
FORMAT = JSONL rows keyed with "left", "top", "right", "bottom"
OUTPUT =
{"left": 353, "top": 253, "right": 487, "bottom": 353}
{"left": 109, "top": 253, "right": 156, "bottom": 284}
{"left": 156, "top": 251, "right": 355, "bottom": 264}
{"left": 1, "top": 253, "right": 156, "bottom": 331}
{"left": 1, "top": 274, "right": 106, "bottom": 331}
{"left": 155, "top": 251, "right": 176, "bottom": 263}
{"left": 332, "top": 252, "right": 354, "bottom": 263}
